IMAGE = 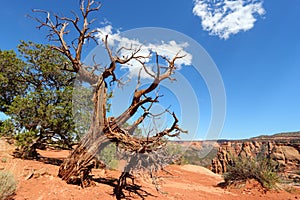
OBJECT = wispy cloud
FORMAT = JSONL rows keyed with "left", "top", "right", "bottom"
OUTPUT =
{"left": 95, "top": 25, "right": 192, "bottom": 78}
{"left": 193, "top": 0, "right": 265, "bottom": 39}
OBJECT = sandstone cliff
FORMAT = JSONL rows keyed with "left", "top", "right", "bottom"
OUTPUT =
{"left": 211, "top": 139, "right": 300, "bottom": 183}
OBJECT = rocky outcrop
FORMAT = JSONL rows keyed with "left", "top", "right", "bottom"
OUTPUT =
{"left": 281, "top": 146, "right": 300, "bottom": 162}
{"left": 211, "top": 141, "right": 300, "bottom": 175}
{"left": 270, "top": 144, "right": 286, "bottom": 165}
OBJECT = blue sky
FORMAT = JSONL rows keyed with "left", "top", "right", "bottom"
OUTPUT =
{"left": 1, "top": 0, "right": 300, "bottom": 139}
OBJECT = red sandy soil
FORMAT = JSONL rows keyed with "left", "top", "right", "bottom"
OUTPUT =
{"left": 0, "top": 146, "right": 299, "bottom": 200}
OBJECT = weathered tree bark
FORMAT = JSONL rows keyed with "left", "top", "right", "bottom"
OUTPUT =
{"left": 58, "top": 80, "right": 108, "bottom": 187}
{"left": 32, "top": 0, "right": 187, "bottom": 193}
{"left": 58, "top": 134, "right": 109, "bottom": 187}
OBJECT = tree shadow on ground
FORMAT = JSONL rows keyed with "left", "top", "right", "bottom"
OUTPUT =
{"left": 93, "top": 177, "right": 157, "bottom": 200}
{"left": 29, "top": 153, "right": 156, "bottom": 199}
{"left": 37, "top": 156, "right": 64, "bottom": 166}
{"left": 12, "top": 150, "right": 64, "bottom": 166}
{"left": 216, "top": 181, "right": 227, "bottom": 188}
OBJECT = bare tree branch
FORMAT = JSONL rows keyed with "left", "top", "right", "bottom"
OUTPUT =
{"left": 31, "top": 1, "right": 101, "bottom": 85}
{"left": 32, "top": 1, "right": 188, "bottom": 194}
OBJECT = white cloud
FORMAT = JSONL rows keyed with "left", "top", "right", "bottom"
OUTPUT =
{"left": 95, "top": 25, "right": 193, "bottom": 78}
{"left": 193, "top": 0, "right": 265, "bottom": 39}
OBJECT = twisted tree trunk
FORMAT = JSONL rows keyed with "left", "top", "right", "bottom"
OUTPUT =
{"left": 58, "top": 81, "right": 108, "bottom": 187}
{"left": 32, "top": 0, "right": 186, "bottom": 193}
{"left": 58, "top": 134, "right": 109, "bottom": 187}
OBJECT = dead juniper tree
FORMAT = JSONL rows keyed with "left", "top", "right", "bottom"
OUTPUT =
{"left": 31, "top": 0, "right": 187, "bottom": 196}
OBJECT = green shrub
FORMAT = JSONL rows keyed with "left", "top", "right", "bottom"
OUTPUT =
{"left": 182, "top": 147, "right": 218, "bottom": 167}
{"left": 0, "top": 171, "right": 16, "bottom": 200}
{"left": 223, "top": 156, "right": 279, "bottom": 190}
{"left": 14, "top": 130, "right": 39, "bottom": 159}
{"left": 0, "top": 120, "right": 15, "bottom": 137}
{"left": 166, "top": 143, "right": 188, "bottom": 165}
{"left": 98, "top": 143, "right": 119, "bottom": 170}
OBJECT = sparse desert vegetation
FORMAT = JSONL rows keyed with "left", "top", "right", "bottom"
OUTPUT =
{"left": 223, "top": 156, "right": 279, "bottom": 189}
{"left": 0, "top": 136, "right": 300, "bottom": 199}
{"left": 0, "top": 0, "right": 300, "bottom": 199}
{"left": 0, "top": 170, "right": 16, "bottom": 200}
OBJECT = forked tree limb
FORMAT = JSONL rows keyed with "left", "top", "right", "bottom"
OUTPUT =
{"left": 30, "top": 0, "right": 101, "bottom": 84}
{"left": 32, "top": 0, "right": 188, "bottom": 194}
